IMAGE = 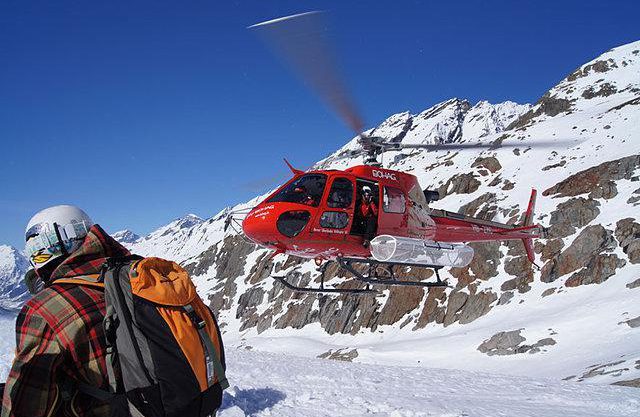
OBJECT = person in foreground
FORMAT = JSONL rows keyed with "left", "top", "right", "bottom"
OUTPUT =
{"left": 2, "top": 205, "right": 227, "bottom": 417}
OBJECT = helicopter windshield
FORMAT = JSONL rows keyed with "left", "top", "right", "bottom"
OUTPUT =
{"left": 268, "top": 174, "right": 327, "bottom": 207}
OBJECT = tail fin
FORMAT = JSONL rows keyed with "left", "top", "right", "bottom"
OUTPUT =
{"left": 521, "top": 189, "right": 538, "bottom": 266}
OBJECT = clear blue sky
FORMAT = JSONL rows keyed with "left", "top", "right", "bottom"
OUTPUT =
{"left": 1, "top": 0, "right": 639, "bottom": 248}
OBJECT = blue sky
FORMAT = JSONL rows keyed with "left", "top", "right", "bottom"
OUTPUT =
{"left": 1, "top": 0, "right": 639, "bottom": 248}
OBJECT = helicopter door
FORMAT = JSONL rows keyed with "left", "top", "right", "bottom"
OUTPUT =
{"left": 312, "top": 177, "right": 355, "bottom": 239}
{"left": 379, "top": 185, "right": 407, "bottom": 235}
{"left": 351, "top": 179, "right": 379, "bottom": 237}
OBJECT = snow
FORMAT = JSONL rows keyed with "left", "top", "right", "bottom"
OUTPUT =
{"left": 218, "top": 349, "right": 639, "bottom": 417}
{"left": 111, "top": 229, "right": 141, "bottom": 245}
{"left": 0, "top": 246, "right": 29, "bottom": 311}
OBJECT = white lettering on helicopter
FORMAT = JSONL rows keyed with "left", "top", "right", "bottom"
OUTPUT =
{"left": 251, "top": 205, "right": 274, "bottom": 219}
{"left": 471, "top": 224, "right": 494, "bottom": 234}
{"left": 371, "top": 169, "right": 397, "bottom": 181}
{"left": 312, "top": 227, "right": 347, "bottom": 235}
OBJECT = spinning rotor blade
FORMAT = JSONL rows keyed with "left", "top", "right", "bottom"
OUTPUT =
{"left": 386, "top": 139, "right": 581, "bottom": 152}
{"left": 249, "top": 11, "right": 364, "bottom": 134}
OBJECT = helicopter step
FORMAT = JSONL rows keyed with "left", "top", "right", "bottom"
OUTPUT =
{"left": 272, "top": 257, "right": 449, "bottom": 295}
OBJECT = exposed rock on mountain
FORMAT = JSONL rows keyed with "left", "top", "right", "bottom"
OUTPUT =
{"left": 0, "top": 246, "right": 30, "bottom": 311}
{"left": 112, "top": 230, "right": 141, "bottom": 245}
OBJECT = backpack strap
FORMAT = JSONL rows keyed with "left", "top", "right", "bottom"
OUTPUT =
{"left": 183, "top": 304, "right": 229, "bottom": 390}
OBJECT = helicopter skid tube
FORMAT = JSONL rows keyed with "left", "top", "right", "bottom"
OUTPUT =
{"left": 271, "top": 257, "right": 449, "bottom": 295}
{"left": 273, "top": 276, "right": 377, "bottom": 294}
{"left": 337, "top": 257, "right": 450, "bottom": 288}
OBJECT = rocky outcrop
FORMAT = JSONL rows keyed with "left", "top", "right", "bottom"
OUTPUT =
{"left": 541, "top": 225, "right": 619, "bottom": 284}
{"left": 317, "top": 348, "right": 359, "bottom": 362}
{"left": 471, "top": 156, "right": 502, "bottom": 173}
{"left": 546, "top": 197, "right": 600, "bottom": 239}
{"left": 477, "top": 329, "right": 556, "bottom": 356}
{"left": 458, "top": 193, "right": 498, "bottom": 221}
{"left": 507, "top": 92, "right": 573, "bottom": 130}
{"left": 615, "top": 218, "right": 640, "bottom": 264}
{"left": 438, "top": 173, "right": 481, "bottom": 197}
{"left": 565, "top": 254, "right": 625, "bottom": 287}
{"left": 567, "top": 59, "right": 616, "bottom": 81}
{"left": 582, "top": 83, "right": 617, "bottom": 99}
{"left": 543, "top": 155, "right": 640, "bottom": 199}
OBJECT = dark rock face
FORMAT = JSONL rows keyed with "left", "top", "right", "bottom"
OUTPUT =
{"left": 615, "top": 218, "right": 640, "bottom": 264}
{"left": 457, "top": 291, "right": 498, "bottom": 325}
{"left": 582, "top": 83, "right": 617, "bottom": 99}
{"left": 376, "top": 286, "right": 424, "bottom": 327}
{"left": 627, "top": 278, "right": 640, "bottom": 289}
{"left": 541, "top": 225, "right": 617, "bottom": 283}
{"left": 543, "top": 155, "right": 640, "bottom": 199}
{"left": 471, "top": 157, "right": 502, "bottom": 173}
{"left": 438, "top": 173, "right": 481, "bottom": 197}
{"left": 317, "top": 348, "right": 359, "bottom": 362}
{"left": 458, "top": 193, "right": 498, "bottom": 221}
{"left": 567, "top": 59, "right": 615, "bottom": 81}
{"left": 450, "top": 241, "right": 502, "bottom": 288}
{"left": 413, "top": 288, "right": 447, "bottom": 329}
{"left": 547, "top": 198, "right": 600, "bottom": 239}
{"left": 195, "top": 235, "right": 259, "bottom": 318}
{"left": 565, "top": 254, "right": 625, "bottom": 287}
{"left": 508, "top": 92, "right": 573, "bottom": 130}
{"left": 478, "top": 329, "right": 556, "bottom": 356}
{"left": 478, "top": 330, "right": 525, "bottom": 355}
{"left": 613, "top": 378, "right": 640, "bottom": 388}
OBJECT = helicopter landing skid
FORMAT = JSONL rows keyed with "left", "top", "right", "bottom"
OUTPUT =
{"left": 338, "top": 257, "right": 449, "bottom": 289}
{"left": 272, "top": 257, "right": 449, "bottom": 295}
{"left": 273, "top": 276, "right": 377, "bottom": 294}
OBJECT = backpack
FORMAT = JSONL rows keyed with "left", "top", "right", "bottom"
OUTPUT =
{"left": 57, "top": 255, "right": 228, "bottom": 417}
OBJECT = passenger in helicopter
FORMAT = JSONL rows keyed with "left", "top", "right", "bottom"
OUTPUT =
{"left": 360, "top": 185, "right": 378, "bottom": 247}
{"left": 294, "top": 185, "right": 317, "bottom": 206}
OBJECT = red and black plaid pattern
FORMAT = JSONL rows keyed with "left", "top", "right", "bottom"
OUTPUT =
{"left": 2, "top": 225, "right": 130, "bottom": 417}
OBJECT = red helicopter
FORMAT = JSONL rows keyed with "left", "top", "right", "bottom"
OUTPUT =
{"left": 231, "top": 12, "right": 546, "bottom": 294}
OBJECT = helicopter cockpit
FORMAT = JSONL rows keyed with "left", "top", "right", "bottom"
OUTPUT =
{"left": 268, "top": 174, "right": 327, "bottom": 207}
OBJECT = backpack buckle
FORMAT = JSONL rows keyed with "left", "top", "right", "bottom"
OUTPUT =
{"left": 184, "top": 305, "right": 206, "bottom": 329}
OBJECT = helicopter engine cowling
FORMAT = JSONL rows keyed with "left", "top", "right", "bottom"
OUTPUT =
{"left": 370, "top": 235, "right": 474, "bottom": 268}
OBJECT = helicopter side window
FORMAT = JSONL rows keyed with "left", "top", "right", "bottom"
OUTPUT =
{"left": 383, "top": 186, "right": 406, "bottom": 214}
{"left": 320, "top": 211, "right": 349, "bottom": 229}
{"left": 267, "top": 174, "right": 327, "bottom": 207}
{"left": 327, "top": 178, "right": 353, "bottom": 208}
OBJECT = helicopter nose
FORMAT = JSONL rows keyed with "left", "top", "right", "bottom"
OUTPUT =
{"left": 242, "top": 207, "right": 277, "bottom": 246}
{"left": 243, "top": 205, "right": 313, "bottom": 246}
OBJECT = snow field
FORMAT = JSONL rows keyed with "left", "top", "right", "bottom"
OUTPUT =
{"left": 219, "top": 348, "right": 639, "bottom": 417}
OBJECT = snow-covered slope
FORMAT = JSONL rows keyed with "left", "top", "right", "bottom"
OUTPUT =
{"left": 219, "top": 349, "right": 639, "bottom": 417}
{"left": 0, "top": 245, "right": 29, "bottom": 312}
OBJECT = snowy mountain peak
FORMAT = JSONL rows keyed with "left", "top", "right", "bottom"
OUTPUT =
{"left": 0, "top": 245, "right": 30, "bottom": 311}
{"left": 112, "top": 230, "right": 141, "bottom": 245}
{"left": 317, "top": 97, "right": 531, "bottom": 169}
{"left": 509, "top": 41, "right": 640, "bottom": 130}
{"left": 174, "top": 214, "right": 204, "bottom": 229}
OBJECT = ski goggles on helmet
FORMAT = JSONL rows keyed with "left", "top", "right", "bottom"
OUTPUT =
{"left": 25, "top": 221, "right": 90, "bottom": 267}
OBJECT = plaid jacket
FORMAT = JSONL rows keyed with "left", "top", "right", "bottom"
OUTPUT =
{"left": 2, "top": 225, "right": 130, "bottom": 417}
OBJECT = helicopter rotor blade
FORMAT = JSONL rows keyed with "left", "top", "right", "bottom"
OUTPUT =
{"left": 249, "top": 11, "right": 365, "bottom": 134}
{"left": 383, "top": 139, "right": 581, "bottom": 152}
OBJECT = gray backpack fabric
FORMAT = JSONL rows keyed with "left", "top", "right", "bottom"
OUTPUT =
{"left": 65, "top": 256, "right": 227, "bottom": 417}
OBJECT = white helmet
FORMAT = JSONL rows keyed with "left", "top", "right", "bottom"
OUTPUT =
{"left": 362, "top": 185, "right": 372, "bottom": 194}
{"left": 24, "top": 205, "right": 94, "bottom": 270}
